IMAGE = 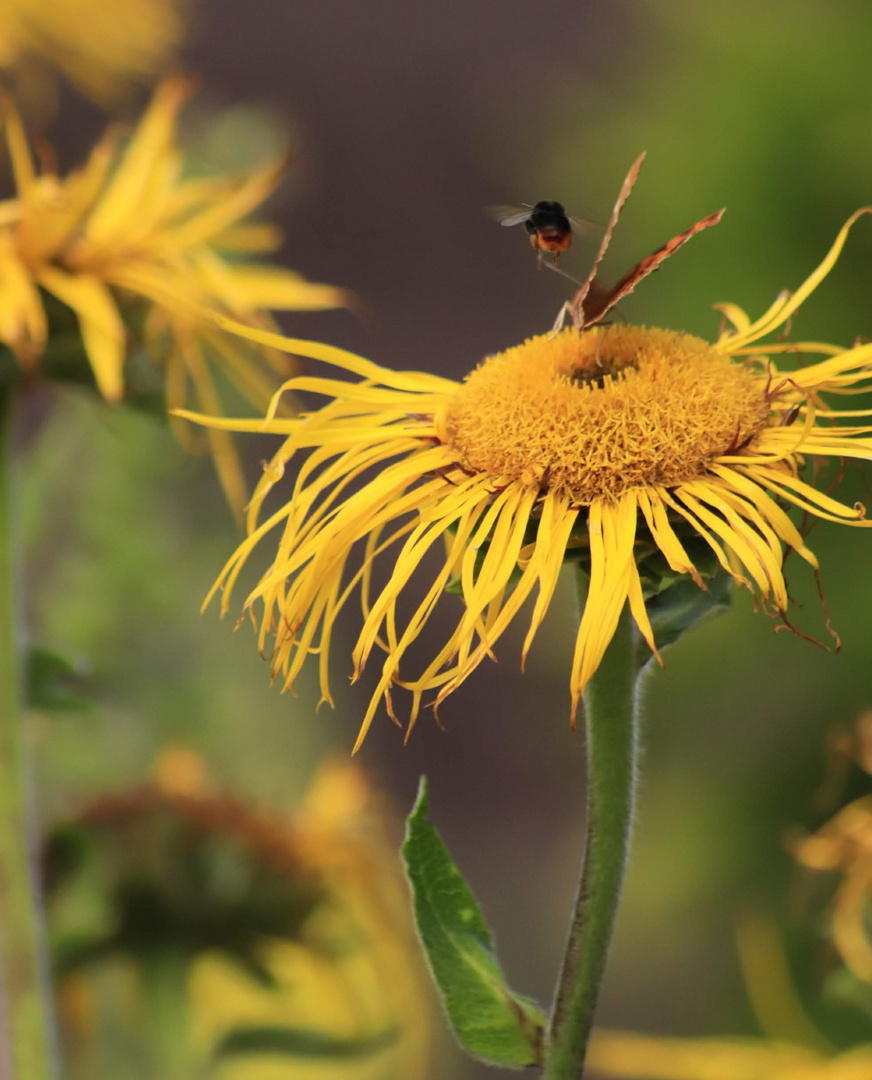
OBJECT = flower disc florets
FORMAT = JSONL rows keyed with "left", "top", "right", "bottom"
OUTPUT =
{"left": 442, "top": 326, "right": 770, "bottom": 504}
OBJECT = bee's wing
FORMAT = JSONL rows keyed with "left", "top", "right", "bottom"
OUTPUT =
{"left": 488, "top": 204, "right": 534, "bottom": 227}
{"left": 567, "top": 214, "right": 601, "bottom": 235}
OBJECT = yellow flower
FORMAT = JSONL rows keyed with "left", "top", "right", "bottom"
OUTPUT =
{"left": 794, "top": 741, "right": 872, "bottom": 984}
{"left": 0, "top": 0, "right": 183, "bottom": 105}
{"left": 585, "top": 1030, "right": 872, "bottom": 1080}
{"left": 580, "top": 906, "right": 870, "bottom": 1078}
{"left": 189, "top": 761, "right": 433, "bottom": 1080}
{"left": 51, "top": 754, "right": 433, "bottom": 1079}
{"left": 179, "top": 205, "right": 872, "bottom": 749}
{"left": 0, "top": 79, "right": 348, "bottom": 509}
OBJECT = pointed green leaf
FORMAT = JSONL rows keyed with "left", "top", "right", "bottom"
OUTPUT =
{"left": 642, "top": 572, "right": 732, "bottom": 660}
{"left": 26, "top": 645, "right": 92, "bottom": 713}
{"left": 212, "top": 1024, "right": 398, "bottom": 1061}
{"left": 402, "top": 777, "right": 545, "bottom": 1068}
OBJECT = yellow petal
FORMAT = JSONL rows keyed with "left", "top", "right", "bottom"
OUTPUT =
{"left": 712, "top": 301, "right": 750, "bottom": 335}
{"left": 84, "top": 76, "right": 192, "bottom": 244}
{"left": 213, "top": 222, "right": 283, "bottom": 253}
{"left": 38, "top": 267, "right": 125, "bottom": 400}
{"left": 209, "top": 312, "right": 459, "bottom": 391}
{"left": 19, "top": 131, "right": 119, "bottom": 263}
{"left": 1, "top": 94, "right": 36, "bottom": 194}
{"left": 570, "top": 494, "right": 637, "bottom": 715}
{"left": 176, "top": 330, "right": 248, "bottom": 519}
{"left": 162, "top": 155, "right": 288, "bottom": 250}
{"left": 0, "top": 242, "right": 46, "bottom": 363}
{"left": 721, "top": 209, "right": 872, "bottom": 349}
{"left": 586, "top": 1028, "right": 825, "bottom": 1080}
{"left": 222, "top": 264, "right": 349, "bottom": 312}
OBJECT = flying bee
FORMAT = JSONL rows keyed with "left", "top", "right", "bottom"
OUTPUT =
{"left": 494, "top": 201, "right": 574, "bottom": 266}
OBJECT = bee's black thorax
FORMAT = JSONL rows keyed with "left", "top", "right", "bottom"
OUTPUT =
{"left": 526, "top": 201, "right": 571, "bottom": 236}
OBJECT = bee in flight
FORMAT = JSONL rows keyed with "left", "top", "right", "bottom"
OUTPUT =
{"left": 494, "top": 200, "right": 577, "bottom": 266}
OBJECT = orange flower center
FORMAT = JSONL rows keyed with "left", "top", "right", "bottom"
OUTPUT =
{"left": 440, "top": 325, "right": 771, "bottom": 503}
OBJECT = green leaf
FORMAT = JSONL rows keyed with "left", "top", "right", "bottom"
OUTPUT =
{"left": 26, "top": 645, "right": 92, "bottom": 713}
{"left": 641, "top": 572, "right": 733, "bottom": 662}
{"left": 402, "top": 777, "right": 545, "bottom": 1068}
{"left": 212, "top": 1024, "right": 398, "bottom": 1061}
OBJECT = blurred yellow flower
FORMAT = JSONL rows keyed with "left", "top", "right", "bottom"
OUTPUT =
{"left": 180, "top": 206, "right": 872, "bottom": 748}
{"left": 50, "top": 754, "right": 433, "bottom": 1079}
{"left": 189, "top": 761, "right": 433, "bottom": 1080}
{"left": 794, "top": 745, "right": 872, "bottom": 984}
{"left": 586, "top": 1029, "right": 872, "bottom": 1080}
{"left": 0, "top": 79, "right": 348, "bottom": 509}
{"left": 0, "top": 0, "right": 183, "bottom": 105}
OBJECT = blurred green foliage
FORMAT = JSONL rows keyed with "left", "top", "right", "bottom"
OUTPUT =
{"left": 20, "top": 388, "right": 333, "bottom": 810}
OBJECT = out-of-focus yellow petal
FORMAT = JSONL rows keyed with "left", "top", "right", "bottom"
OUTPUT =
{"left": 0, "top": 80, "right": 351, "bottom": 521}
{"left": 107, "top": 261, "right": 204, "bottom": 320}
{"left": 211, "top": 313, "right": 459, "bottom": 390}
{"left": 224, "top": 265, "right": 349, "bottom": 312}
{"left": 162, "top": 155, "right": 288, "bottom": 251}
{"left": 1, "top": 92, "right": 36, "bottom": 193}
{"left": 176, "top": 329, "right": 248, "bottom": 518}
{"left": 84, "top": 76, "right": 192, "bottom": 244}
{"left": 735, "top": 911, "right": 832, "bottom": 1054}
{"left": 0, "top": 201, "right": 22, "bottom": 229}
{"left": 38, "top": 266, "right": 125, "bottom": 400}
{"left": 0, "top": 0, "right": 183, "bottom": 105}
{"left": 212, "top": 222, "right": 284, "bottom": 254}
{"left": 0, "top": 237, "right": 46, "bottom": 362}
{"left": 18, "top": 132, "right": 118, "bottom": 263}
{"left": 586, "top": 1029, "right": 828, "bottom": 1079}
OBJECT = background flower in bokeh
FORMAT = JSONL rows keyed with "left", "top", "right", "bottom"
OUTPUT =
{"left": 793, "top": 710, "right": 872, "bottom": 988}
{"left": 48, "top": 749, "right": 433, "bottom": 1079}
{"left": 0, "top": 78, "right": 349, "bottom": 510}
{"left": 0, "top": 0, "right": 183, "bottom": 109}
{"left": 586, "top": 1028, "right": 872, "bottom": 1080}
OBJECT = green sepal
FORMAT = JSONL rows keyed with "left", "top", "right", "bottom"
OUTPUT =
{"left": 640, "top": 571, "right": 733, "bottom": 663}
{"left": 26, "top": 645, "right": 93, "bottom": 713}
{"left": 211, "top": 1024, "right": 398, "bottom": 1061}
{"left": 402, "top": 777, "right": 545, "bottom": 1068}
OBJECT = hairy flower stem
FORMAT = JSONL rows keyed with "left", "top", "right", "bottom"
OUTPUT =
{"left": 544, "top": 585, "right": 640, "bottom": 1079}
{"left": 0, "top": 382, "right": 55, "bottom": 1080}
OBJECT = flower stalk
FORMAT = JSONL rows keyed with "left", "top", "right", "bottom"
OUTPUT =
{"left": 545, "top": 588, "right": 641, "bottom": 1079}
{"left": 0, "top": 380, "right": 54, "bottom": 1080}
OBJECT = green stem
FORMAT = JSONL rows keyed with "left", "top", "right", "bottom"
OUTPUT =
{"left": 143, "top": 951, "right": 195, "bottom": 1080}
{"left": 544, "top": 583, "right": 640, "bottom": 1079}
{"left": 0, "top": 382, "right": 55, "bottom": 1079}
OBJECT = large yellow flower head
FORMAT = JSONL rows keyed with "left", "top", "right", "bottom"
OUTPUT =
{"left": 181, "top": 161, "right": 872, "bottom": 750}
{"left": 0, "top": 0, "right": 183, "bottom": 105}
{"left": 0, "top": 78, "right": 348, "bottom": 509}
